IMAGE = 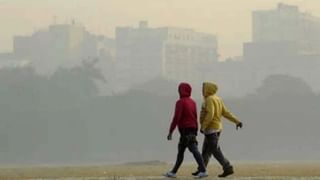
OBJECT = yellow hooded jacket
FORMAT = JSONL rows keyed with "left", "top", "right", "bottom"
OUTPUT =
{"left": 200, "top": 82, "right": 240, "bottom": 132}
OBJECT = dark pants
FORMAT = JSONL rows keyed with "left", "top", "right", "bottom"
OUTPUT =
{"left": 171, "top": 134, "right": 206, "bottom": 173}
{"left": 201, "top": 132, "right": 233, "bottom": 171}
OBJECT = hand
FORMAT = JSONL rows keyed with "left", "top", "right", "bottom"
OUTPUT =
{"left": 236, "top": 122, "right": 243, "bottom": 130}
{"left": 167, "top": 133, "right": 172, "bottom": 141}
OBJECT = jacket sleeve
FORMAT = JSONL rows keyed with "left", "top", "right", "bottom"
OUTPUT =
{"left": 194, "top": 102, "right": 198, "bottom": 130}
{"left": 222, "top": 101, "right": 240, "bottom": 124}
{"left": 169, "top": 101, "right": 183, "bottom": 134}
{"left": 199, "top": 102, "right": 206, "bottom": 125}
{"left": 201, "top": 97, "right": 214, "bottom": 131}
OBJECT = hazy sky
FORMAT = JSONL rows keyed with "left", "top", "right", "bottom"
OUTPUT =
{"left": 1, "top": 0, "right": 320, "bottom": 58}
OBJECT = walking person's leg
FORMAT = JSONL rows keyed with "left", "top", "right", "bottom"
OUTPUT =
{"left": 188, "top": 142, "right": 208, "bottom": 178}
{"left": 187, "top": 141, "right": 206, "bottom": 172}
{"left": 208, "top": 132, "right": 234, "bottom": 177}
{"left": 164, "top": 136, "right": 188, "bottom": 178}
{"left": 192, "top": 135, "right": 212, "bottom": 176}
{"left": 171, "top": 139, "right": 187, "bottom": 174}
{"left": 183, "top": 134, "right": 207, "bottom": 178}
{"left": 201, "top": 135, "right": 212, "bottom": 167}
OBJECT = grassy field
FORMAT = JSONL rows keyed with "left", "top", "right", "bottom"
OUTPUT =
{"left": 0, "top": 162, "right": 320, "bottom": 179}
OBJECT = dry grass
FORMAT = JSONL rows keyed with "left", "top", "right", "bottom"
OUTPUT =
{"left": 0, "top": 162, "right": 320, "bottom": 179}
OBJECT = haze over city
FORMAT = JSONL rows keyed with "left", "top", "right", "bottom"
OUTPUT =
{"left": 0, "top": 1, "right": 320, "bottom": 179}
{"left": 1, "top": 0, "right": 320, "bottom": 58}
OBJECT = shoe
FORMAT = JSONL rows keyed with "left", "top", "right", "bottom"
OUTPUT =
{"left": 195, "top": 171, "right": 208, "bottom": 179}
{"left": 192, "top": 170, "right": 200, "bottom": 176}
{"left": 163, "top": 171, "right": 177, "bottom": 178}
{"left": 218, "top": 168, "right": 234, "bottom": 178}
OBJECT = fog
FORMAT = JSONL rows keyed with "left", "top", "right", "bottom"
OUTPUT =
{"left": 0, "top": 1, "right": 320, "bottom": 166}
{"left": 2, "top": 0, "right": 320, "bottom": 57}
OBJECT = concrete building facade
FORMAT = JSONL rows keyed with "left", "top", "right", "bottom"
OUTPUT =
{"left": 246, "top": 3, "right": 320, "bottom": 61}
{"left": 12, "top": 21, "right": 115, "bottom": 74}
{"left": 115, "top": 21, "right": 218, "bottom": 91}
{"left": 241, "top": 3, "right": 320, "bottom": 94}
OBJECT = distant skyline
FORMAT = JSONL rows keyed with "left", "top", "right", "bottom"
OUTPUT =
{"left": 1, "top": 0, "right": 320, "bottom": 58}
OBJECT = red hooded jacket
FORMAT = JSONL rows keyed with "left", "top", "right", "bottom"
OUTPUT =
{"left": 169, "top": 83, "right": 198, "bottom": 134}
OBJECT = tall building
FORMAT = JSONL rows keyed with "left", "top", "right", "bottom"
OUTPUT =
{"left": 13, "top": 21, "right": 115, "bottom": 73}
{"left": 241, "top": 3, "right": 320, "bottom": 95}
{"left": 115, "top": 21, "right": 218, "bottom": 91}
{"left": 244, "top": 3, "right": 320, "bottom": 61}
{"left": 163, "top": 27, "right": 218, "bottom": 81}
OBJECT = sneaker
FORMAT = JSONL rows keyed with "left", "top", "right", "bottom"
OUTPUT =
{"left": 218, "top": 168, "right": 234, "bottom": 178}
{"left": 195, "top": 171, "right": 208, "bottom": 179}
{"left": 163, "top": 171, "right": 177, "bottom": 178}
{"left": 192, "top": 170, "right": 200, "bottom": 176}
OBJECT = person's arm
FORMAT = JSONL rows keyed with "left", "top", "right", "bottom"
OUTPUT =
{"left": 201, "top": 97, "right": 214, "bottom": 132}
{"left": 194, "top": 102, "right": 198, "bottom": 131}
{"left": 222, "top": 101, "right": 241, "bottom": 127}
{"left": 168, "top": 101, "right": 183, "bottom": 139}
{"left": 199, "top": 102, "right": 206, "bottom": 124}
{"left": 199, "top": 102, "right": 205, "bottom": 133}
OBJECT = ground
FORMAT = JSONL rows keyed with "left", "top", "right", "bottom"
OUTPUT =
{"left": 0, "top": 162, "right": 320, "bottom": 179}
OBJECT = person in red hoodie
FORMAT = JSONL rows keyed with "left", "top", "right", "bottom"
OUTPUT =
{"left": 164, "top": 83, "right": 208, "bottom": 178}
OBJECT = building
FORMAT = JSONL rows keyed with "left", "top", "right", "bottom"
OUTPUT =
{"left": 241, "top": 3, "right": 320, "bottom": 94}
{"left": 115, "top": 21, "right": 218, "bottom": 91}
{"left": 244, "top": 3, "right": 320, "bottom": 62}
{"left": 163, "top": 27, "right": 218, "bottom": 81}
{"left": 12, "top": 21, "right": 115, "bottom": 74}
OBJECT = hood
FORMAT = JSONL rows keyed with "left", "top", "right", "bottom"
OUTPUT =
{"left": 178, "top": 83, "right": 192, "bottom": 98}
{"left": 203, "top": 82, "right": 218, "bottom": 97}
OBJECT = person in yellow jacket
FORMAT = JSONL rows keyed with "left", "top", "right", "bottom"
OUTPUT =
{"left": 192, "top": 82, "right": 243, "bottom": 178}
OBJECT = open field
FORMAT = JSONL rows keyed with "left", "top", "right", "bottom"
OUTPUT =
{"left": 0, "top": 162, "right": 320, "bottom": 179}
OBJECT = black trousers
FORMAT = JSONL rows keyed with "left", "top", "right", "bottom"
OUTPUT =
{"left": 201, "top": 132, "right": 233, "bottom": 171}
{"left": 171, "top": 134, "right": 206, "bottom": 173}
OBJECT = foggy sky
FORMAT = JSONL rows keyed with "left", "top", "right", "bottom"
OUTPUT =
{"left": 1, "top": 0, "right": 320, "bottom": 58}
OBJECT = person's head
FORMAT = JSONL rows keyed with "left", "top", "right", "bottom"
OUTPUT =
{"left": 178, "top": 82, "right": 192, "bottom": 98}
{"left": 202, "top": 82, "right": 218, "bottom": 97}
